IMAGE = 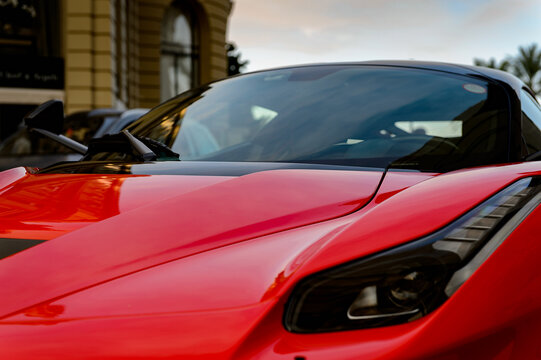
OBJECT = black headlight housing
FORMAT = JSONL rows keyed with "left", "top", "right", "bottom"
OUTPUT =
{"left": 284, "top": 177, "right": 541, "bottom": 333}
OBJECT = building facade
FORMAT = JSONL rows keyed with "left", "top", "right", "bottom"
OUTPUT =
{"left": 0, "top": 0, "right": 232, "bottom": 139}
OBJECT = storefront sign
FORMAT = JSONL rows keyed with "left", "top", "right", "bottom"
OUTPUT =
{"left": 0, "top": 56, "right": 64, "bottom": 89}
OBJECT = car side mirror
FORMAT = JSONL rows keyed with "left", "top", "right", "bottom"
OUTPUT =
{"left": 24, "top": 100, "right": 88, "bottom": 155}
{"left": 24, "top": 99, "right": 65, "bottom": 135}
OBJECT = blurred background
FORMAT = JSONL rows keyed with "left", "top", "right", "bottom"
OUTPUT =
{"left": 0, "top": 0, "right": 235, "bottom": 143}
{"left": 0, "top": 0, "right": 539, "bottom": 144}
{"left": 230, "top": 1, "right": 541, "bottom": 72}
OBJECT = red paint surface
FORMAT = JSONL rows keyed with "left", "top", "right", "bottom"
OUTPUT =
{"left": 0, "top": 163, "right": 540, "bottom": 359}
{"left": 0, "top": 168, "right": 382, "bottom": 317}
{"left": 0, "top": 172, "right": 232, "bottom": 239}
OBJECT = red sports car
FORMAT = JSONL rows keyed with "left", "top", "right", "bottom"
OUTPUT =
{"left": 1, "top": 61, "right": 541, "bottom": 359}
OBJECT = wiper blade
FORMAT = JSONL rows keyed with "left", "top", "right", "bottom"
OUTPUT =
{"left": 136, "top": 134, "right": 181, "bottom": 160}
{"left": 122, "top": 129, "right": 157, "bottom": 161}
{"left": 82, "top": 131, "right": 180, "bottom": 162}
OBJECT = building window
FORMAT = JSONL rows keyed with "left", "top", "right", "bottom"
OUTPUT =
{"left": 160, "top": 1, "right": 199, "bottom": 102}
{"left": 0, "top": 0, "right": 60, "bottom": 57}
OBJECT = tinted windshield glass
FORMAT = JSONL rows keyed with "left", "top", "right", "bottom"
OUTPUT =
{"left": 125, "top": 65, "right": 509, "bottom": 172}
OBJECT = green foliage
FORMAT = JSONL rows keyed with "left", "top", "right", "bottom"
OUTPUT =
{"left": 514, "top": 44, "right": 541, "bottom": 94}
{"left": 226, "top": 42, "right": 249, "bottom": 76}
{"left": 473, "top": 57, "right": 511, "bottom": 71}
{"left": 474, "top": 43, "right": 541, "bottom": 95}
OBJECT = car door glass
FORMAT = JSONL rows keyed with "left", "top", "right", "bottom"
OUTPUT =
{"left": 521, "top": 90, "right": 541, "bottom": 155}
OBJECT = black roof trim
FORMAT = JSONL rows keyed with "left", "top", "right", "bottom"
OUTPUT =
{"left": 246, "top": 60, "right": 527, "bottom": 96}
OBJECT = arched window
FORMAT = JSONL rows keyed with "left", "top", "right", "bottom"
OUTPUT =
{"left": 160, "top": 1, "right": 199, "bottom": 101}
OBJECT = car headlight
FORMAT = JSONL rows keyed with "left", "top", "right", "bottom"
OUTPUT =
{"left": 284, "top": 177, "right": 541, "bottom": 333}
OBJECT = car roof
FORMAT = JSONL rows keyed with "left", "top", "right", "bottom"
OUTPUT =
{"left": 255, "top": 60, "right": 527, "bottom": 97}
{"left": 369, "top": 60, "right": 525, "bottom": 92}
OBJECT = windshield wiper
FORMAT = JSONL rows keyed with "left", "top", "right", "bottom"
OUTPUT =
{"left": 23, "top": 100, "right": 179, "bottom": 162}
{"left": 133, "top": 133, "right": 181, "bottom": 161}
{"left": 24, "top": 100, "right": 88, "bottom": 154}
{"left": 121, "top": 129, "right": 157, "bottom": 161}
{"left": 82, "top": 131, "right": 180, "bottom": 162}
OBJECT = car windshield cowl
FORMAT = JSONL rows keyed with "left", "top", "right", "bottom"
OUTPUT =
{"left": 80, "top": 65, "right": 511, "bottom": 173}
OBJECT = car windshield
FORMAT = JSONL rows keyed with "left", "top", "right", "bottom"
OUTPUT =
{"left": 116, "top": 65, "right": 509, "bottom": 172}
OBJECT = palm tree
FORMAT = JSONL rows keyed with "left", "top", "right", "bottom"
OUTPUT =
{"left": 513, "top": 43, "right": 541, "bottom": 95}
{"left": 473, "top": 57, "right": 512, "bottom": 72}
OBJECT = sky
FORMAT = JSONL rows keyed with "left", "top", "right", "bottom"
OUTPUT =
{"left": 227, "top": 0, "right": 541, "bottom": 72}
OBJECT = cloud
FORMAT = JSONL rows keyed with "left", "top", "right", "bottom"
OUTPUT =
{"left": 228, "top": 0, "right": 541, "bottom": 70}
{"left": 230, "top": 0, "right": 448, "bottom": 48}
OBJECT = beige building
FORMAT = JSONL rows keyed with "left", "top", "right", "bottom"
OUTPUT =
{"left": 0, "top": 0, "right": 233, "bottom": 139}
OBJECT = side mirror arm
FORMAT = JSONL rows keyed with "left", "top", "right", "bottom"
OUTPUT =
{"left": 30, "top": 128, "right": 88, "bottom": 155}
{"left": 24, "top": 100, "right": 88, "bottom": 155}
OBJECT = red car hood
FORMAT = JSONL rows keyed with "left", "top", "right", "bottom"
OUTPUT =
{"left": 1, "top": 163, "right": 540, "bottom": 359}
{"left": 0, "top": 165, "right": 389, "bottom": 317}
{"left": 0, "top": 166, "right": 383, "bottom": 241}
